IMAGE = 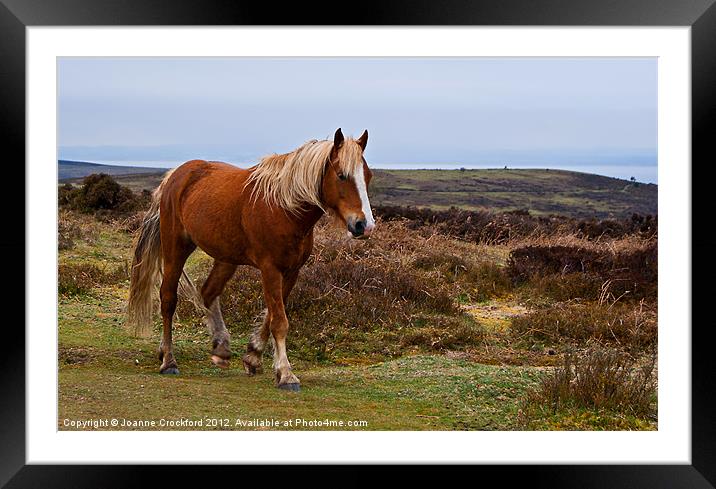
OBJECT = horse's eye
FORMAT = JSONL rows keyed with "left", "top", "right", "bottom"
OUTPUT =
{"left": 338, "top": 173, "right": 348, "bottom": 181}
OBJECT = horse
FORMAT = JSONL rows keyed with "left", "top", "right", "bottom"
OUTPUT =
{"left": 126, "top": 128, "right": 374, "bottom": 391}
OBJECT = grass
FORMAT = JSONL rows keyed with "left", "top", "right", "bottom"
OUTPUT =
{"left": 60, "top": 351, "right": 543, "bottom": 431}
{"left": 59, "top": 286, "right": 541, "bottom": 431}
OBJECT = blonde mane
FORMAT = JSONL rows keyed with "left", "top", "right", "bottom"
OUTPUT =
{"left": 245, "top": 137, "right": 364, "bottom": 213}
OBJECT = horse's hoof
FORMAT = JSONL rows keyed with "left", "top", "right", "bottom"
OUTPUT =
{"left": 278, "top": 383, "right": 301, "bottom": 392}
{"left": 243, "top": 361, "right": 261, "bottom": 376}
{"left": 212, "top": 340, "right": 232, "bottom": 360}
{"left": 242, "top": 355, "right": 263, "bottom": 376}
{"left": 160, "top": 367, "right": 180, "bottom": 375}
{"left": 211, "top": 355, "right": 230, "bottom": 369}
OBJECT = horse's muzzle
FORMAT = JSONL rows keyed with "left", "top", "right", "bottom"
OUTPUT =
{"left": 347, "top": 218, "right": 375, "bottom": 239}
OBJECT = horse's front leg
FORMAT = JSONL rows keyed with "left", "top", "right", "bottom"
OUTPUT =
{"left": 243, "top": 269, "right": 298, "bottom": 377}
{"left": 260, "top": 266, "right": 300, "bottom": 391}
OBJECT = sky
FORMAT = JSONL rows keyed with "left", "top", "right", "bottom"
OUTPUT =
{"left": 58, "top": 57, "right": 658, "bottom": 182}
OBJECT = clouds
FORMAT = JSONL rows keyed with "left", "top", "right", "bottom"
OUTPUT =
{"left": 58, "top": 57, "right": 657, "bottom": 168}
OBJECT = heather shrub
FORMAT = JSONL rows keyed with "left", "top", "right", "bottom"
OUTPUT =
{"left": 173, "top": 230, "right": 487, "bottom": 363}
{"left": 521, "top": 348, "right": 657, "bottom": 426}
{"left": 511, "top": 300, "right": 656, "bottom": 350}
{"left": 509, "top": 241, "right": 657, "bottom": 301}
{"left": 58, "top": 263, "right": 129, "bottom": 296}
{"left": 58, "top": 210, "right": 99, "bottom": 250}
{"left": 374, "top": 205, "right": 657, "bottom": 244}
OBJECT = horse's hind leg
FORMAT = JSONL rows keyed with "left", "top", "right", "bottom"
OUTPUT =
{"left": 200, "top": 260, "right": 237, "bottom": 369}
{"left": 158, "top": 234, "right": 195, "bottom": 374}
{"left": 243, "top": 310, "right": 269, "bottom": 375}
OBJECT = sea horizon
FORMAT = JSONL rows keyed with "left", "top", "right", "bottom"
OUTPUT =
{"left": 59, "top": 158, "right": 658, "bottom": 184}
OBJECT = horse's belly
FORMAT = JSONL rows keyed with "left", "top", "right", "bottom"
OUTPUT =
{"left": 186, "top": 228, "right": 254, "bottom": 266}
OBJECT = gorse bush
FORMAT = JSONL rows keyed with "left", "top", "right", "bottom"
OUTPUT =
{"left": 409, "top": 239, "right": 657, "bottom": 306}
{"left": 508, "top": 242, "right": 657, "bottom": 282}
{"left": 58, "top": 183, "right": 75, "bottom": 207}
{"left": 59, "top": 174, "right": 150, "bottom": 215}
{"left": 577, "top": 213, "right": 657, "bottom": 240}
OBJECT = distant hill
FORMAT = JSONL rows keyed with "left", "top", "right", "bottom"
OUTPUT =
{"left": 58, "top": 160, "right": 657, "bottom": 219}
{"left": 58, "top": 160, "right": 169, "bottom": 181}
{"left": 371, "top": 168, "right": 657, "bottom": 219}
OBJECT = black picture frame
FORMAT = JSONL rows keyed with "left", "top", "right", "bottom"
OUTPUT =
{"left": 3, "top": 0, "right": 713, "bottom": 486}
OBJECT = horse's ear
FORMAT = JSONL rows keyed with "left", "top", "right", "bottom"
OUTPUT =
{"left": 357, "top": 130, "right": 368, "bottom": 151}
{"left": 333, "top": 128, "right": 344, "bottom": 148}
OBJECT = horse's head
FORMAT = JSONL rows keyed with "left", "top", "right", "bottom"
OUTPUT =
{"left": 322, "top": 128, "right": 375, "bottom": 239}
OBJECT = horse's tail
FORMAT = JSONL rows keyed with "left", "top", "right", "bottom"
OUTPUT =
{"left": 126, "top": 168, "right": 204, "bottom": 336}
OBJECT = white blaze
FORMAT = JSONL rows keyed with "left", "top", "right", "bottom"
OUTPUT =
{"left": 354, "top": 165, "right": 375, "bottom": 228}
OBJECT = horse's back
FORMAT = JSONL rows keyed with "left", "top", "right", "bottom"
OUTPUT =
{"left": 165, "top": 160, "right": 248, "bottom": 199}
{"left": 170, "top": 159, "right": 244, "bottom": 182}
{"left": 160, "top": 160, "right": 256, "bottom": 259}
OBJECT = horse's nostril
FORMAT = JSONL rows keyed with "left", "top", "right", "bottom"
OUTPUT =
{"left": 354, "top": 220, "right": 366, "bottom": 235}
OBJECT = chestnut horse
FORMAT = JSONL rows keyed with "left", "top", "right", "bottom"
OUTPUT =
{"left": 127, "top": 129, "right": 374, "bottom": 390}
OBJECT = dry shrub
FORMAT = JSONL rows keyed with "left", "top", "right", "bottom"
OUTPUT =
{"left": 175, "top": 221, "right": 490, "bottom": 362}
{"left": 462, "top": 261, "right": 513, "bottom": 302}
{"left": 525, "top": 348, "right": 657, "bottom": 419}
{"left": 375, "top": 205, "right": 657, "bottom": 244}
{"left": 312, "top": 217, "right": 462, "bottom": 263}
{"left": 412, "top": 252, "right": 512, "bottom": 302}
{"left": 376, "top": 205, "right": 563, "bottom": 244}
{"left": 509, "top": 241, "right": 657, "bottom": 280}
{"left": 58, "top": 210, "right": 99, "bottom": 250}
{"left": 297, "top": 258, "right": 458, "bottom": 315}
{"left": 511, "top": 300, "right": 656, "bottom": 350}
{"left": 58, "top": 217, "right": 82, "bottom": 251}
{"left": 577, "top": 213, "right": 658, "bottom": 240}
{"left": 522, "top": 273, "right": 603, "bottom": 303}
{"left": 510, "top": 245, "right": 602, "bottom": 277}
{"left": 214, "top": 256, "right": 467, "bottom": 362}
{"left": 509, "top": 240, "right": 657, "bottom": 301}
{"left": 413, "top": 252, "right": 469, "bottom": 278}
{"left": 58, "top": 263, "right": 129, "bottom": 296}
{"left": 400, "top": 317, "right": 484, "bottom": 350}
{"left": 115, "top": 211, "right": 147, "bottom": 234}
